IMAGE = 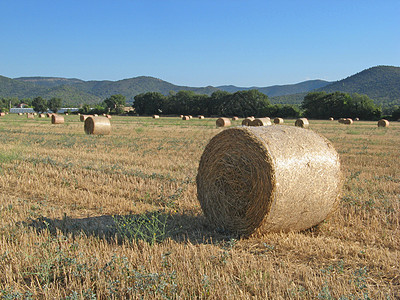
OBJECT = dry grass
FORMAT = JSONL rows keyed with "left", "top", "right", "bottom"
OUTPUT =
{"left": 0, "top": 115, "right": 399, "bottom": 299}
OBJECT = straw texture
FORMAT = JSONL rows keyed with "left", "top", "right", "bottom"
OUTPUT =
{"left": 51, "top": 115, "right": 64, "bottom": 124}
{"left": 84, "top": 116, "right": 111, "bottom": 135}
{"left": 216, "top": 117, "right": 231, "bottom": 127}
{"left": 196, "top": 125, "right": 341, "bottom": 236}
{"left": 274, "top": 117, "right": 284, "bottom": 124}
{"left": 251, "top": 118, "right": 272, "bottom": 126}
{"left": 242, "top": 117, "right": 255, "bottom": 126}
{"left": 80, "top": 115, "right": 89, "bottom": 122}
{"left": 377, "top": 119, "right": 389, "bottom": 127}
{"left": 295, "top": 118, "right": 309, "bottom": 128}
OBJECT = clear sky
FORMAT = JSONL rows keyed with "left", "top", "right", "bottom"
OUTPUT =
{"left": 0, "top": 0, "right": 399, "bottom": 87}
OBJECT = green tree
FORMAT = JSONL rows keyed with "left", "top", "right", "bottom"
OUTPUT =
{"left": 104, "top": 94, "right": 126, "bottom": 114}
{"left": 134, "top": 92, "right": 165, "bottom": 115}
{"left": 32, "top": 96, "right": 48, "bottom": 113}
{"left": 219, "top": 90, "right": 270, "bottom": 117}
{"left": 47, "top": 97, "right": 62, "bottom": 113}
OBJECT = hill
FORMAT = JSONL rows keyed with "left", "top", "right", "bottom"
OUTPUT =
{"left": 218, "top": 80, "right": 331, "bottom": 97}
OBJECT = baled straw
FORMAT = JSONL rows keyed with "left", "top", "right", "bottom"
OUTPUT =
{"left": 329, "top": 117, "right": 334, "bottom": 121}
{"left": 39, "top": 114, "right": 46, "bottom": 118}
{"left": 152, "top": 115, "right": 160, "bottom": 119}
{"left": 18, "top": 113, "right": 23, "bottom": 116}
{"left": 106, "top": 115, "right": 112, "bottom": 119}
{"left": 46, "top": 113, "right": 52, "bottom": 118}
{"left": 242, "top": 117, "right": 255, "bottom": 126}
{"left": 188, "top": 115, "right": 193, "bottom": 119}
{"left": 343, "top": 118, "right": 353, "bottom": 125}
{"left": 377, "top": 119, "right": 389, "bottom": 127}
{"left": 27, "top": 113, "right": 34, "bottom": 119}
{"left": 196, "top": 125, "right": 341, "bottom": 236}
{"left": 338, "top": 118, "right": 346, "bottom": 124}
{"left": 216, "top": 117, "right": 231, "bottom": 127}
{"left": 80, "top": 115, "right": 89, "bottom": 122}
{"left": 0, "top": 112, "right": 6, "bottom": 117}
{"left": 198, "top": 115, "right": 205, "bottom": 119}
{"left": 273, "top": 117, "right": 284, "bottom": 124}
{"left": 84, "top": 116, "right": 111, "bottom": 135}
{"left": 51, "top": 114, "right": 64, "bottom": 124}
{"left": 182, "top": 116, "right": 190, "bottom": 120}
{"left": 251, "top": 118, "right": 272, "bottom": 126}
{"left": 232, "top": 116, "right": 239, "bottom": 121}
{"left": 179, "top": 115, "right": 183, "bottom": 118}
{"left": 354, "top": 117, "right": 360, "bottom": 121}
{"left": 295, "top": 118, "right": 309, "bottom": 128}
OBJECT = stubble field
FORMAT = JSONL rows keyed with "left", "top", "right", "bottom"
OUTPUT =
{"left": 0, "top": 114, "right": 399, "bottom": 299}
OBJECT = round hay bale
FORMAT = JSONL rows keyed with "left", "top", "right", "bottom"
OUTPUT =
{"left": 103, "top": 113, "right": 107, "bottom": 117}
{"left": 46, "top": 113, "right": 52, "bottom": 118}
{"left": 93, "top": 114, "right": 98, "bottom": 117}
{"left": 377, "top": 119, "right": 389, "bottom": 127}
{"left": 188, "top": 115, "right": 193, "bottom": 119}
{"left": 198, "top": 115, "right": 205, "bottom": 119}
{"left": 216, "top": 117, "right": 231, "bottom": 127}
{"left": 106, "top": 115, "right": 112, "bottom": 119}
{"left": 338, "top": 118, "right": 346, "bottom": 124}
{"left": 39, "top": 114, "right": 46, "bottom": 118}
{"left": 242, "top": 117, "right": 255, "bottom": 126}
{"left": 0, "top": 112, "right": 6, "bottom": 117}
{"left": 179, "top": 115, "right": 183, "bottom": 118}
{"left": 232, "top": 116, "right": 239, "bottom": 121}
{"left": 196, "top": 125, "right": 341, "bottom": 236}
{"left": 18, "top": 113, "right": 23, "bottom": 116}
{"left": 51, "top": 114, "right": 64, "bottom": 124}
{"left": 251, "top": 118, "right": 272, "bottom": 126}
{"left": 182, "top": 116, "right": 190, "bottom": 120}
{"left": 152, "top": 115, "right": 160, "bottom": 119}
{"left": 295, "top": 118, "right": 309, "bottom": 128}
{"left": 343, "top": 118, "right": 353, "bottom": 125}
{"left": 27, "top": 113, "right": 34, "bottom": 119}
{"left": 65, "top": 113, "right": 69, "bottom": 116}
{"left": 80, "top": 115, "right": 89, "bottom": 122}
{"left": 84, "top": 116, "right": 111, "bottom": 135}
{"left": 354, "top": 117, "right": 359, "bottom": 121}
{"left": 329, "top": 117, "right": 334, "bottom": 121}
{"left": 273, "top": 117, "right": 284, "bottom": 124}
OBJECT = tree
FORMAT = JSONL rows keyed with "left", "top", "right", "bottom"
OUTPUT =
{"left": 133, "top": 92, "right": 165, "bottom": 115}
{"left": 104, "top": 94, "right": 126, "bottom": 114}
{"left": 32, "top": 97, "right": 48, "bottom": 113}
{"left": 219, "top": 90, "right": 270, "bottom": 117}
{"left": 47, "top": 97, "right": 62, "bottom": 113}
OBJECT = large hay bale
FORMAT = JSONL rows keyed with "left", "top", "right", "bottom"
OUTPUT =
{"left": 377, "top": 119, "right": 389, "bottom": 127}
{"left": 152, "top": 115, "right": 160, "bottom": 119}
{"left": 295, "top": 118, "right": 309, "bottom": 128}
{"left": 216, "top": 117, "right": 231, "bottom": 127}
{"left": 273, "top": 117, "right": 284, "bottom": 124}
{"left": 84, "top": 116, "right": 111, "bottom": 135}
{"left": 80, "top": 115, "right": 88, "bottom": 122}
{"left": 251, "top": 118, "right": 272, "bottom": 126}
{"left": 242, "top": 117, "right": 255, "bottom": 126}
{"left": 196, "top": 125, "right": 341, "bottom": 236}
{"left": 51, "top": 114, "right": 64, "bottom": 124}
{"left": 182, "top": 116, "right": 190, "bottom": 120}
{"left": 343, "top": 118, "right": 353, "bottom": 125}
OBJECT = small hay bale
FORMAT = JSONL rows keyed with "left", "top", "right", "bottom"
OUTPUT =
{"left": 80, "top": 115, "right": 89, "bottom": 122}
{"left": 152, "top": 115, "right": 160, "bottom": 119}
{"left": 103, "top": 113, "right": 107, "bottom": 117}
{"left": 0, "top": 112, "right": 6, "bottom": 117}
{"left": 242, "top": 117, "right": 255, "bottom": 126}
{"left": 179, "top": 115, "right": 183, "bottom": 118}
{"left": 216, "top": 117, "right": 231, "bottom": 127}
{"left": 27, "top": 113, "right": 34, "bottom": 119}
{"left": 196, "top": 125, "right": 341, "bottom": 236}
{"left": 329, "top": 117, "right": 334, "bottom": 121}
{"left": 46, "top": 113, "right": 52, "bottom": 118}
{"left": 338, "top": 118, "right": 346, "bottom": 124}
{"left": 232, "top": 116, "right": 239, "bottom": 121}
{"left": 182, "top": 116, "right": 190, "bottom": 120}
{"left": 343, "top": 118, "right": 353, "bottom": 125}
{"left": 84, "top": 116, "right": 111, "bottom": 135}
{"left": 354, "top": 117, "right": 359, "bottom": 121}
{"left": 106, "top": 115, "right": 112, "bottom": 119}
{"left": 377, "top": 119, "right": 389, "bottom": 127}
{"left": 188, "top": 115, "right": 193, "bottom": 119}
{"left": 65, "top": 113, "right": 69, "bottom": 116}
{"left": 295, "top": 118, "right": 309, "bottom": 128}
{"left": 93, "top": 114, "right": 98, "bottom": 117}
{"left": 18, "top": 113, "right": 23, "bottom": 116}
{"left": 33, "top": 113, "right": 37, "bottom": 116}
{"left": 51, "top": 114, "right": 64, "bottom": 124}
{"left": 251, "top": 118, "right": 272, "bottom": 126}
{"left": 198, "top": 115, "right": 205, "bottom": 119}
{"left": 273, "top": 117, "right": 284, "bottom": 124}
{"left": 39, "top": 114, "right": 46, "bottom": 118}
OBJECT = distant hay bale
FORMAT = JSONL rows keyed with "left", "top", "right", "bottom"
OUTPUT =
{"left": 295, "top": 118, "right": 309, "bottom": 128}
{"left": 242, "top": 117, "right": 255, "bottom": 126}
{"left": 84, "top": 116, "right": 111, "bottom": 135}
{"left": 39, "top": 114, "right": 46, "bottom": 118}
{"left": 232, "top": 116, "right": 239, "bottom": 121}
{"left": 343, "top": 118, "right": 353, "bottom": 125}
{"left": 77, "top": 113, "right": 81, "bottom": 116}
{"left": 198, "top": 115, "right": 205, "bottom": 119}
{"left": 354, "top": 117, "right": 359, "bottom": 121}
{"left": 377, "top": 119, "right": 389, "bottom": 127}
{"left": 103, "top": 113, "right": 107, "bottom": 117}
{"left": 65, "top": 113, "right": 69, "bottom": 116}
{"left": 273, "top": 117, "right": 284, "bottom": 124}
{"left": 106, "top": 115, "right": 112, "bottom": 119}
{"left": 152, "top": 115, "right": 160, "bottom": 119}
{"left": 27, "top": 113, "right": 34, "bottom": 119}
{"left": 51, "top": 114, "right": 64, "bottom": 124}
{"left": 338, "top": 118, "right": 346, "bottom": 124}
{"left": 46, "top": 113, "right": 52, "bottom": 118}
{"left": 188, "top": 115, "right": 193, "bottom": 119}
{"left": 93, "top": 114, "right": 98, "bottom": 117}
{"left": 196, "top": 125, "right": 341, "bottom": 236}
{"left": 33, "top": 113, "right": 37, "bottom": 116}
{"left": 329, "top": 117, "right": 334, "bottom": 121}
{"left": 182, "top": 116, "right": 190, "bottom": 120}
{"left": 216, "top": 117, "right": 231, "bottom": 127}
{"left": 179, "top": 115, "right": 183, "bottom": 118}
{"left": 80, "top": 115, "right": 89, "bottom": 122}
{"left": 251, "top": 118, "right": 272, "bottom": 126}
{"left": 0, "top": 112, "right": 6, "bottom": 117}
{"left": 18, "top": 113, "right": 23, "bottom": 116}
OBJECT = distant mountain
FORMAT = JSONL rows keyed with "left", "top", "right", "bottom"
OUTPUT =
{"left": 218, "top": 80, "right": 331, "bottom": 97}
{"left": 15, "top": 77, "right": 84, "bottom": 88}
{"left": 318, "top": 66, "right": 400, "bottom": 109}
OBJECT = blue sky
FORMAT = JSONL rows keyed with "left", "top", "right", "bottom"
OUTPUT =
{"left": 0, "top": 0, "right": 399, "bottom": 87}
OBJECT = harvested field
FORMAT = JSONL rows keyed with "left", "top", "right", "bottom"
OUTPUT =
{"left": 0, "top": 115, "right": 398, "bottom": 299}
